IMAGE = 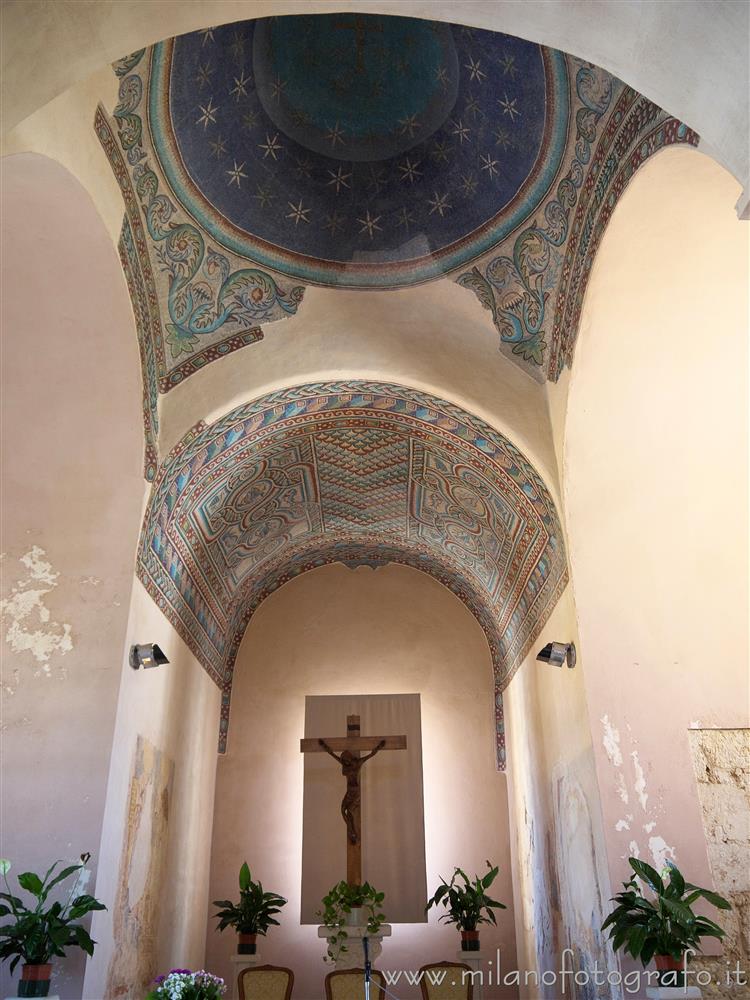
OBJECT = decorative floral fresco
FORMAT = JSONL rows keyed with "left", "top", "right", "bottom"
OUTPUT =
{"left": 136, "top": 381, "right": 569, "bottom": 766}
{"left": 96, "top": 14, "right": 697, "bottom": 477}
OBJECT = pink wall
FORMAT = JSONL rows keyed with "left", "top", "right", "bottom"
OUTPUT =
{"left": 0, "top": 153, "right": 144, "bottom": 998}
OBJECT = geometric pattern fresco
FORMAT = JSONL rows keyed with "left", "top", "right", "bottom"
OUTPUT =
{"left": 97, "top": 15, "right": 697, "bottom": 477}
{"left": 137, "top": 381, "right": 569, "bottom": 767}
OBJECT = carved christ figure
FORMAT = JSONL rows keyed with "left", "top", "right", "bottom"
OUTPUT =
{"left": 318, "top": 738, "right": 386, "bottom": 844}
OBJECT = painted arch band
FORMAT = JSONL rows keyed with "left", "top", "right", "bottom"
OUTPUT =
{"left": 137, "top": 382, "right": 569, "bottom": 767}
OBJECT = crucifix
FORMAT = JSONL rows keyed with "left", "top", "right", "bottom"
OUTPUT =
{"left": 333, "top": 15, "right": 384, "bottom": 74}
{"left": 300, "top": 715, "right": 407, "bottom": 885}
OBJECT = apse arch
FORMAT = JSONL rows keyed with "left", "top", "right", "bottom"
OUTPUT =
{"left": 137, "top": 380, "right": 569, "bottom": 765}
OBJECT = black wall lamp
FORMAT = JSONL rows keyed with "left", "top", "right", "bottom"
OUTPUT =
{"left": 129, "top": 643, "right": 170, "bottom": 670}
{"left": 536, "top": 641, "right": 576, "bottom": 668}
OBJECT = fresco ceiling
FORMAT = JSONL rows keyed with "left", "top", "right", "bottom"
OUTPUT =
{"left": 138, "top": 381, "right": 569, "bottom": 766}
{"left": 97, "top": 13, "right": 697, "bottom": 481}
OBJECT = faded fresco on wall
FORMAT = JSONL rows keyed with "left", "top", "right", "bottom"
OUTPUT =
{"left": 106, "top": 736, "right": 174, "bottom": 999}
{"left": 689, "top": 729, "right": 750, "bottom": 998}
{"left": 552, "top": 768, "right": 618, "bottom": 999}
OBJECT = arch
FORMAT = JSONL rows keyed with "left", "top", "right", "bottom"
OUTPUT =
{"left": 137, "top": 381, "right": 569, "bottom": 762}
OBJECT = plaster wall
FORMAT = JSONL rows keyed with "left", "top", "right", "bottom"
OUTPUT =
{"left": 561, "top": 148, "right": 749, "bottom": 987}
{"left": 2, "top": 1, "right": 747, "bottom": 213}
{"left": 83, "top": 577, "right": 222, "bottom": 999}
{"left": 206, "top": 562, "right": 518, "bottom": 1000}
{"left": 504, "top": 586, "right": 616, "bottom": 999}
{"left": 0, "top": 153, "right": 143, "bottom": 999}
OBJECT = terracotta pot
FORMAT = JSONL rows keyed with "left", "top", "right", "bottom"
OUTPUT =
{"left": 238, "top": 932, "right": 257, "bottom": 955}
{"left": 18, "top": 964, "right": 52, "bottom": 998}
{"left": 461, "top": 929, "right": 480, "bottom": 952}
{"left": 654, "top": 954, "right": 685, "bottom": 986}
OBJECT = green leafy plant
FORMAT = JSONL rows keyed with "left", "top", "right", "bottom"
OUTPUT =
{"left": 212, "top": 863, "right": 286, "bottom": 936}
{"left": 602, "top": 857, "right": 731, "bottom": 969}
{"left": 317, "top": 881, "right": 385, "bottom": 963}
{"left": 426, "top": 861, "right": 506, "bottom": 932}
{"left": 0, "top": 854, "right": 106, "bottom": 975}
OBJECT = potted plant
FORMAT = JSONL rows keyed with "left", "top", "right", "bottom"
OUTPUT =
{"left": 0, "top": 853, "right": 106, "bottom": 997}
{"left": 212, "top": 862, "right": 286, "bottom": 955}
{"left": 145, "top": 968, "right": 226, "bottom": 999}
{"left": 317, "top": 881, "right": 386, "bottom": 963}
{"left": 602, "top": 857, "right": 731, "bottom": 986}
{"left": 426, "top": 861, "right": 506, "bottom": 951}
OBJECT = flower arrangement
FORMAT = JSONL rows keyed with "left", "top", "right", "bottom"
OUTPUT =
{"left": 145, "top": 969, "right": 225, "bottom": 1000}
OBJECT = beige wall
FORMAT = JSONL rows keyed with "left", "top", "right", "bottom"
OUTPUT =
{"left": 206, "top": 563, "right": 518, "bottom": 999}
{"left": 0, "top": 153, "right": 143, "bottom": 999}
{"left": 561, "top": 147, "right": 748, "bottom": 987}
{"left": 83, "top": 577, "right": 222, "bottom": 998}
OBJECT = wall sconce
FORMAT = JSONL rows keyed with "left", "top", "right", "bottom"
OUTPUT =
{"left": 536, "top": 641, "right": 576, "bottom": 668}
{"left": 129, "top": 643, "right": 169, "bottom": 670}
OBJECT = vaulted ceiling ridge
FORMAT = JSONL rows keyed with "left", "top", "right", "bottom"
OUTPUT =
{"left": 95, "top": 14, "right": 696, "bottom": 481}
{"left": 137, "top": 380, "right": 569, "bottom": 768}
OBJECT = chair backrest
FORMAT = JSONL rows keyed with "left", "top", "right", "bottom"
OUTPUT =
{"left": 238, "top": 964, "right": 294, "bottom": 1000}
{"left": 418, "top": 962, "right": 473, "bottom": 1000}
{"left": 324, "top": 968, "right": 386, "bottom": 1000}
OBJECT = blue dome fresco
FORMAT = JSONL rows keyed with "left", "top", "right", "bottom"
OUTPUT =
{"left": 149, "top": 14, "right": 570, "bottom": 287}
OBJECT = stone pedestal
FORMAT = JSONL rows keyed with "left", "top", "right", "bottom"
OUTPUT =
{"left": 318, "top": 923, "right": 392, "bottom": 969}
{"left": 455, "top": 951, "right": 495, "bottom": 1000}
{"left": 229, "top": 951, "right": 263, "bottom": 1000}
{"left": 646, "top": 989, "right": 702, "bottom": 999}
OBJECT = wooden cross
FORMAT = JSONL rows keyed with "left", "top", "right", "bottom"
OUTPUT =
{"left": 300, "top": 715, "right": 407, "bottom": 886}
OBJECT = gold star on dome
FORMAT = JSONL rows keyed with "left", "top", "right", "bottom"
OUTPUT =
{"left": 498, "top": 93, "right": 521, "bottom": 121}
{"left": 430, "top": 139, "right": 452, "bottom": 163}
{"left": 226, "top": 160, "right": 247, "bottom": 187}
{"left": 200, "top": 27, "right": 215, "bottom": 46}
{"left": 209, "top": 134, "right": 227, "bottom": 159}
{"left": 241, "top": 109, "right": 258, "bottom": 131}
{"left": 327, "top": 166, "right": 352, "bottom": 193}
{"left": 258, "top": 133, "right": 282, "bottom": 160}
{"left": 253, "top": 184, "right": 276, "bottom": 208}
{"left": 480, "top": 153, "right": 500, "bottom": 178}
{"left": 230, "top": 71, "right": 251, "bottom": 102}
{"left": 398, "top": 113, "right": 421, "bottom": 138}
{"left": 324, "top": 210, "right": 347, "bottom": 235}
{"left": 357, "top": 210, "right": 383, "bottom": 238}
{"left": 494, "top": 127, "right": 512, "bottom": 150}
{"left": 465, "top": 56, "right": 486, "bottom": 83}
{"left": 325, "top": 122, "right": 346, "bottom": 149}
{"left": 435, "top": 65, "right": 450, "bottom": 90}
{"left": 270, "top": 76, "right": 288, "bottom": 102}
{"left": 286, "top": 199, "right": 311, "bottom": 226}
{"left": 450, "top": 119, "right": 472, "bottom": 144}
{"left": 427, "top": 191, "right": 452, "bottom": 217}
{"left": 460, "top": 172, "right": 478, "bottom": 197}
{"left": 395, "top": 206, "right": 415, "bottom": 229}
{"left": 398, "top": 157, "right": 422, "bottom": 183}
{"left": 500, "top": 53, "right": 518, "bottom": 79}
{"left": 195, "top": 98, "right": 219, "bottom": 129}
{"left": 195, "top": 62, "right": 214, "bottom": 89}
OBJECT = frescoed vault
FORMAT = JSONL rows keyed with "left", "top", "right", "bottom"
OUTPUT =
{"left": 137, "top": 381, "right": 569, "bottom": 767}
{"left": 96, "top": 14, "right": 697, "bottom": 479}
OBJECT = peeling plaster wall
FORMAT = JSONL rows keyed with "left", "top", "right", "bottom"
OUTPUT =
{"left": 504, "top": 586, "right": 617, "bottom": 999}
{"left": 561, "top": 148, "right": 748, "bottom": 991}
{"left": 84, "top": 578, "right": 222, "bottom": 999}
{"left": 688, "top": 729, "right": 750, "bottom": 997}
{"left": 206, "top": 563, "right": 517, "bottom": 1000}
{"left": 0, "top": 153, "right": 143, "bottom": 999}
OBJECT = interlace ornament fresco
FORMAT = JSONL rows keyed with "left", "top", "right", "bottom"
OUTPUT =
{"left": 137, "top": 382, "right": 569, "bottom": 767}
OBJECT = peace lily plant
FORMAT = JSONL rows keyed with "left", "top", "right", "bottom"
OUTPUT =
{"left": 602, "top": 857, "right": 731, "bottom": 986}
{"left": 426, "top": 861, "right": 506, "bottom": 951}
{"left": 0, "top": 854, "right": 105, "bottom": 998}
{"left": 212, "top": 862, "right": 287, "bottom": 955}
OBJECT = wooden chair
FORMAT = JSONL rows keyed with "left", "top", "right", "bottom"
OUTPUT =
{"left": 418, "top": 962, "right": 473, "bottom": 1000}
{"left": 324, "top": 968, "right": 386, "bottom": 1000}
{"left": 238, "top": 964, "right": 294, "bottom": 1000}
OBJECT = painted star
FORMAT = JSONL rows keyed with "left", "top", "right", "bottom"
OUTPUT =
{"left": 398, "top": 113, "right": 421, "bottom": 138}
{"left": 294, "top": 155, "right": 314, "bottom": 180}
{"left": 435, "top": 65, "right": 450, "bottom": 89}
{"left": 253, "top": 184, "right": 276, "bottom": 208}
{"left": 230, "top": 71, "right": 251, "bottom": 102}
{"left": 398, "top": 157, "right": 422, "bottom": 183}
{"left": 395, "top": 206, "right": 415, "bottom": 229}
{"left": 500, "top": 53, "right": 518, "bottom": 79}
{"left": 325, "top": 122, "right": 346, "bottom": 149}
{"left": 480, "top": 153, "right": 500, "bottom": 178}
{"left": 286, "top": 199, "right": 311, "bottom": 226}
{"left": 357, "top": 210, "right": 383, "bottom": 238}
{"left": 324, "top": 210, "right": 347, "bottom": 235}
{"left": 465, "top": 56, "right": 487, "bottom": 83}
{"left": 430, "top": 139, "right": 452, "bottom": 163}
{"left": 258, "top": 133, "right": 282, "bottom": 160}
{"left": 494, "top": 127, "right": 512, "bottom": 150}
{"left": 269, "top": 76, "right": 287, "bottom": 102}
{"left": 464, "top": 94, "right": 483, "bottom": 119}
{"left": 499, "top": 93, "right": 521, "bottom": 121}
{"left": 450, "top": 119, "right": 471, "bottom": 144}
{"left": 291, "top": 108, "right": 311, "bottom": 127}
{"left": 460, "top": 172, "right": 478, "bottom": 197}
{"left": 366, "top": 167, "right": 388, "bottom": 194}
{"left": 194, "top": 62, "right": 214, "bottom": 89}
{"left": 427, "top": 191, "right": 452, "bottom": 217}
{"left": 209, "top": 134, "right": 227, "bottom": 159}
{"left": 241, "top": 109, "right": 259, "bottom": 131}
{"left": 195, "top": 98, "right": 219, "bottom": 129}
{"left": 229, "top": 30, "right": 245, "bottom": 61}
{"left": 200, "top": 27, "right": 215, "bottom": 45}
{"left": 327, "top": 166, "right": 352, "bottom": 193}
{"left": 226, "top": 160, "right": 247, "bottom": 187}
